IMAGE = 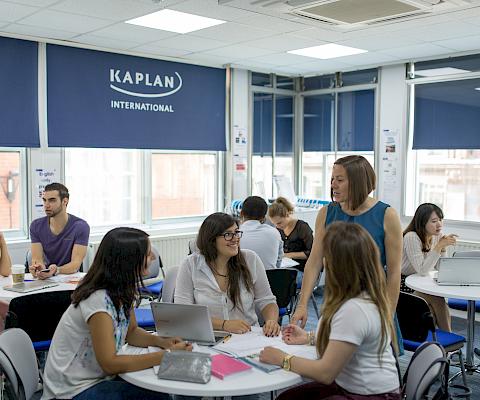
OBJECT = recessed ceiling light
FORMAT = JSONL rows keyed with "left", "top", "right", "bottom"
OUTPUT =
{"left": 288, "top": 44, "right": 367, "bottom": 59}
{"left": 415, "top": 67, "right": 471, "bottom": 77}
{"left": 126, "top": 9, "right": 226, "bottom": 34}
{"left": 475, "top": 87, "right": 480, "bottom": 91}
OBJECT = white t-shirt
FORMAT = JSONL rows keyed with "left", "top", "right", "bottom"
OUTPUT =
{"left": 42, "top": 290, "right": 130, "bottom": 399}
{"left": 322, "top": 296, "right": 399, "bottom": 395}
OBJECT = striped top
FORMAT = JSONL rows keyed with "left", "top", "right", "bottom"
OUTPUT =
{"left": 401, "top": 231, "right": 443, "bottom": 276}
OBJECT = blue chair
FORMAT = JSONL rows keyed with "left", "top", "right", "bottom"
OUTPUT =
{"left": 134, "top": 308, "right": 155, "bottom": 331}
{"left": 139, "top": 246, "right": 165, "bottom": 300}
{"left": 266, "top": 268, "right": 297, "bottom": 324}
{"left": 5, "top": 290, "right": 73, "bottom": 352}
{"left": 397, "top": 292, "right": 469, "bottom": 389}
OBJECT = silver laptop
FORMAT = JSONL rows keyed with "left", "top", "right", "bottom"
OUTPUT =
{"left": 150, "top": 302, "right": 229, "bottom": 346}
{"left": 3, "top": 280, "right": 59, "bottom": 293}
{"left": 436, "top": 257, "right": 480, "bottom": 286}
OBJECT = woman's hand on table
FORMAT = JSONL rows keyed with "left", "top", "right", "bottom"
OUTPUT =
{"left": 282, "top": 324, "right": 308, "bottom": 345}
{"left": 263, "top": 319, "right": 281, "bottom": 337}
{"left": 259, "top": 346, "right": 286, "bottom": 366}
{"left": 224, "top": 319, "right": 251, "bottom": 334}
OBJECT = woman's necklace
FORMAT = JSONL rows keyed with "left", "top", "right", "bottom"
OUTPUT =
{"left": 210, "top": 263, "right": 228, "bottom": 278}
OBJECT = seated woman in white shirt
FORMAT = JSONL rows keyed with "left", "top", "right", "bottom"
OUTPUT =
{"left": 259, "top": 222, "right": 400, "bottom": 400}
{"left": 401, "top": 203, "right": 457, "bottom": 331}
{"left": 175, "top": 212, "right": 281, "bottom": 336}
{"left": 42, "top": 227, "right": 192, "bottom": 400}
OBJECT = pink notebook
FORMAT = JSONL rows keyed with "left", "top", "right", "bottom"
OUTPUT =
{"left": 211, "top": 354, "right": 252, "bottom": 379}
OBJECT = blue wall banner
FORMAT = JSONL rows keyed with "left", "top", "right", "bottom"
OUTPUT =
{"left": 0, "top": 37, "right": 39, "bottom": 147}
{"left": 46, "top": 45, "right": 226, "bottom": 150}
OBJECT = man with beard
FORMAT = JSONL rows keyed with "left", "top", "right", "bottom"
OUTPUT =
{"left": 29, "top": 183, "right": 90, "bottom": 280}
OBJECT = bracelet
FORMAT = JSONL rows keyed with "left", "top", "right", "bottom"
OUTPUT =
{"left": 221, "top": 320, "right": 227, "bottom": 330}
{"left": 307, "top": 331, "right": 315, "bottom": 346}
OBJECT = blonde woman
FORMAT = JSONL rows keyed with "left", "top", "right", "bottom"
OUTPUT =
{"left": 268, "top": 197, "right": 313, "bottom": 271}
{"left": 260, "top": 222, "right": 400, "bottom": 400}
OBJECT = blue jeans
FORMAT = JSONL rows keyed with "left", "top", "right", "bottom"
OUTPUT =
{"left": 72, "top": 377, "right": 169, "bottom": 400}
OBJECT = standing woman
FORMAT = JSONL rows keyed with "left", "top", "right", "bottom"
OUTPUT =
{"left": 260, "top": 222, "right": 400, "bottom": 400}
{"left": 402, "top": 203, "right": 457, "bottom": 331}
{"left": 42, "top": 227, "right": 191, "bottom": 400}
{"left": 268, "top": 197, "right": 313, "bottom": 271}
{"left": 0, "top": 231, "right": 12, "bottom": 277}
{"left": 292, "top": 155, "right": 402, "bottom": 331}
{"left": 175, "top": 212, "right": 280, "bottom": 337}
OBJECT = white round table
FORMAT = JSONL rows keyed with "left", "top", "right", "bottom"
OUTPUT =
{"left": 406, "top": 273, "right": 480, "bottom": 371}
{"left": 0, "top": 273, "right": 84, "bottom": 303}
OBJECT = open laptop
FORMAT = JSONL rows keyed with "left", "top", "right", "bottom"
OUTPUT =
{"left": 3, "top": 280, "right": 59, "bottom": 293}
{"left": 436, "top": 257, "right": 480, "bottom": 286}
{"left": 150, "top": 302, "right": 230, "bottom": 346}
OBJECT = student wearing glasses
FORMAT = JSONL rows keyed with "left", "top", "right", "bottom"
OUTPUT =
{"left": 175, "top": 212, "right": 280, "bottom": 336}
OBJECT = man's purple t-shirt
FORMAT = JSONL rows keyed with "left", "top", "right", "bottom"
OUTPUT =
{"left": 30, "top": 214, "right": 90, "bottom": 267}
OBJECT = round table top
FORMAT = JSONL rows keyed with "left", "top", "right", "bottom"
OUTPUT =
{"left": 0, "top": 273, "right": 84, "bottom": 302}
{"left": 406, "top": 273, "right": 480, "bottom": 301}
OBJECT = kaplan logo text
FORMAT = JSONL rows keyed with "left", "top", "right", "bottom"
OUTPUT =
{"left": 109, "top": 69, "right": 182, "bottom": 98}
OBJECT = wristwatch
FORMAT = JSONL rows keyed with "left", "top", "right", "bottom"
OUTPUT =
{"left": 282, "top": 354, "right": 294, "bottom": 371}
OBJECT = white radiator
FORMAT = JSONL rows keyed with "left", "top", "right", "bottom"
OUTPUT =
{"left": 86, "top": 233, "right": 196, "bottom": 272}
{"left": 453, "top": 240, "right": 480, "bottom": 253}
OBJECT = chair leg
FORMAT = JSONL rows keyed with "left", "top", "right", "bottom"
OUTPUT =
{"left": 310, "top": 294, "right": 320, "bottom": 319}
{"left": 448, "top": 350, "right": 469, "bottom": 388}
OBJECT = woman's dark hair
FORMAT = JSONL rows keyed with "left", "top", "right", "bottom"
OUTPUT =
{"left": 72, "top": 227, "right": 149, "bottom": 318}
{"left": 332, "top": 155, "right": 376, "bottom": 211}
{"left": 196, "top": 212, "right": 253, "bottom": 310}
{"left": 403, "top": 203, "right": 444, "bottom": 252}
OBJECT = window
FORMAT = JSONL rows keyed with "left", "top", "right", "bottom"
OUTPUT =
{"left": 406, "top": 63, "right": 480, "bottom": 221}
{"left": 151, "top": 153, "right": 217, "bottom": 219}
{"left": 0, "top": 150, "right": 24, "bottom": 232}
{"left": 65, "top": 148, "right": 142, "bottom": 227}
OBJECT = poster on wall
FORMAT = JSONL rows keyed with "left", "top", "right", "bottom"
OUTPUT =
{"left": 232, "top": 126, "right": 248, "bottom": 200}
{"left": 46, "top": 45, "right": 226, "bottom": 151}
{"left": 379, "top": 129, "right": 401, "bottom": 209}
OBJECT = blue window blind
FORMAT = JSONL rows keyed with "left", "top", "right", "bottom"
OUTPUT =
{"left": 275, "top": 96, "right": 293, "bottom": 155}
{"left": 413, "top": 79, "right": 480, "bottom": 150}
{"left": 303, "top": 94, "right": 334, "bottom": 152}
{"left": 0, "top": 37, "right": 39, "bottom": 147}
{"left": 337, "top": 90, "right": 374, "bottom": 151}
{"left": 46, "top": 45, "right": 226, "bottom": 150}
{"left": 253, "top": 93, "right": 273, "bottom": 156}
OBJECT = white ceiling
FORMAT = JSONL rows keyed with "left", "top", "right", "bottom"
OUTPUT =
{"left": 1, "top": 0, "right": 480, "bottom": 76}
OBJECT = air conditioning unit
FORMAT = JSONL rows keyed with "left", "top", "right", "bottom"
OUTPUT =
{"left": 220, "top": 0, "right": 480, "bottom": 27}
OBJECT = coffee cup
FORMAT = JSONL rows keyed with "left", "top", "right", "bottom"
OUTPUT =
{"left": 11, "top": 264, "right": 25, "bottom": 284}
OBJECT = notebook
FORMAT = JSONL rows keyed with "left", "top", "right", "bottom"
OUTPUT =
{"left": 3, "top": 280, "right": 59, "bottom": 293}
{"left": 436, "top": 257, "right": 480, "bottom": 286}
{"left": 211, "top": 354, "right": 252, "bottom": 379}
{"left": 151, "top": 302, "right": 230, "bottom": 346}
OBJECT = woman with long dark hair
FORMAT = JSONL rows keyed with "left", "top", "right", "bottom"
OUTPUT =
{"left": 175, "top": 212, "right": 280, "bottom": 336}
{"left": 402, "top": 203, "right": 457, "bottom": 331}
{"left": 260, "top": 222, "right": 400, "bottom": 400}
{"left": 42, "top": 227, "right": 191, "bottom": 400}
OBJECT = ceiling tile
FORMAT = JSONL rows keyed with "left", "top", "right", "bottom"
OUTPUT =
{"left": 18, "top": 9, "right": 112, "bottom": 33}
{"left": 234, "top": 14, "right": 308, "bottom": 34}
{"left": 4, "top": 0, "right": 57, "bottom": 6}
{"left": 71, "top": 34, "right": 141, "bottom": 51}
{"left": 433, "top": 35, "right": 480, "bottom": 52}
{"left": 179, "top": 52, "right": 234, "bottom": 67}
{"left": 90, "top": 23, "right": 178, "bottom": 43}
{"left": 170, "top": 0, "right": 260, "bottom": 22}
{"left": 0, "top": 23, "right": 77, "bottom": 40}
{"left": 241, "top": 34, "right": 323, "bottom": 52}
{"left": 131, "top": 44, "right": 191, "bottom": 58}
{"left": 248, "top": 52, "right": 316, "bottom": 67}
{"left": 336, "top": 51, "right": 400, "bottom": 66}
{"left": 51, "top": 0, "right": 160, "bottom": 21}
{"left": 204, "top": 44, "right": 275, "bottom": 59}
{"left": 380, "top": 43, "right": 455, "bottom": 60}
{"left": 337, "top": 32, "right": 420, "bottom": 52}
{"left": 0, "top": 1, "right": 38, "bottom": 22}
{"left": 149, "top": 35, "right": 227, "bottom": 52}
{"left": 293, "top": 27, "right": 344, "bottom": 42}
{"left": 408, "top": 21, "right": 480, "bottom": 42}
{"left": 193, "top": 22, "right": 274, "bottom": 43}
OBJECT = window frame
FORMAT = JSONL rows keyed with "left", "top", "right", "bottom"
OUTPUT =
{"left": 405, "top": 65, "right": 480, "bottom": 226}
{"left": 0, "top": 147, "right": 28, "bottom": 239}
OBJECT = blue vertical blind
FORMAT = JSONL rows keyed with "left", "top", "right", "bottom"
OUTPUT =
{"left": 275, "top": 96, "right": 294, "bottom": 155}
{"left": 413, "top": 79, "right": 480, "bottom": 149}
{"left": 303, "top": 94, "right": 334, "bottom": 152}
{"left": 46, "top": 45, "right": 226, "bottom": 151}
{"left": 0, "top": 37, "right": 39, "bottom": 147}
{"left": 337, "top": 90, "right": 375, "bottom": 151}
{"left": 253, "top": 93, "right": 273, "bottom": 156}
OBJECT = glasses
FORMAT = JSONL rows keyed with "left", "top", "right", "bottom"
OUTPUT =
{"left": 219, "top": 231, "right": 243, "bottom": 241}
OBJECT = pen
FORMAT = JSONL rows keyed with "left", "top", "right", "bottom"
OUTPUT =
{"left": 223, "top": 335, "right": 232, "bottom": 343}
